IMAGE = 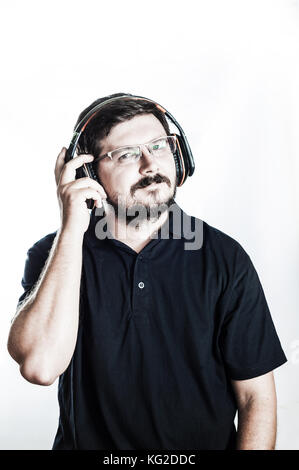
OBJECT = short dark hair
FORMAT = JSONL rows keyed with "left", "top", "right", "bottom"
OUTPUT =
{"left": 76, "top": 92, "right": 170, "bottom": 157}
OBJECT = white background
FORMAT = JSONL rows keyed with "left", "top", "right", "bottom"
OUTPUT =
{"left": 0, "top": 0, "right": 298, "bottom": 449}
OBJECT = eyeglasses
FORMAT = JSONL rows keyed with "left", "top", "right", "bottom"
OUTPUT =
{"left": 92, "top": 135, "right": 177, "bottom": 166}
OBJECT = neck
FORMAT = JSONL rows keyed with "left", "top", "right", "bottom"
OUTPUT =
{"left": 106, "top": 209, "right": 169, "bottom": 253}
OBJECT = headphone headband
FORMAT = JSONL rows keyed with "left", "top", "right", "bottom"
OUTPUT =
{"left": 75, "top": 94, "right": 167, "bottom": 133}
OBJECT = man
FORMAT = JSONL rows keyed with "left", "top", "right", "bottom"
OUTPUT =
{"left": 7, "top": 93, "right": 287, "bottom": 450}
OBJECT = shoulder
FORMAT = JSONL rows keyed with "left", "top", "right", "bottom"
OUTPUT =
{"left": 202, "top": 220, "right": 256, "bottom": 278}
{"left": 203, "top": 221, "right": 244, "bottom": 253}
{"left": 26, "top": 231, "right": 58, "bottom": 259}
{"left": 19, "top": 231, "right": 58, "bottom": 295}
{"left": 178, "top": 204, "right": 250, "bottom": 264}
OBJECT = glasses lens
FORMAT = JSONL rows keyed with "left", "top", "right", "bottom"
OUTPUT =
{"left": 107, "top": 137, "right": 176, "bottom": 166}
{"left": 148, "top": 136, "right": 176, "bottom": 156}
{"left": 112, "top": 147, "right": 140, "bottom": 165}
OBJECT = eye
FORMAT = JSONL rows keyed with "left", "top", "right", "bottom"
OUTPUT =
{"left": 118, "top": 153, "right": 131, "bottom": 161}
{"left": 116, "top": 147, "right": 140, "bottom": 163}
{"left": 151, "top": 138, "right": 167, "bottom": 151}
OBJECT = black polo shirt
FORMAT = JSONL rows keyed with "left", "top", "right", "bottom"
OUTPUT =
{"left": 16, "top": 202, "right": 287, "bottom": 450}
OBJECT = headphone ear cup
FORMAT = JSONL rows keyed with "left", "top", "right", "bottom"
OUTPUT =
{"left": 75, "top": 166, "right": 86, "bottom": 179}
{"left": 74, "top": 160, "right": 100, "bottom": 209}
{"left": 175, "top": 134, "right": 191, "bottom": 179}
{"left": 173, "top": 153, "right": 183, "bottom": 186}
{"left": 74, "top": 161, "right": 100, "bottom": 183}
{"left": 86, "top": 162, "right": 100, "bottom": 183}
{"left": 172, "top": 133, "right": 186, "bottom": 186}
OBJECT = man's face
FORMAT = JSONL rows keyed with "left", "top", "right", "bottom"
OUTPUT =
{"left": 95, "top": 114, "right": 177, "bottom": 221}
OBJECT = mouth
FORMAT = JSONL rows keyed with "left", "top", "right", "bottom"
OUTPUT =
{"left": 138, "top": 181, "right": 166, "bottom": 190}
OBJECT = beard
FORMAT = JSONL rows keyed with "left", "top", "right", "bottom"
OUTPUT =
{"left": 104, "top": 173, "right": 177, "bottom": 224}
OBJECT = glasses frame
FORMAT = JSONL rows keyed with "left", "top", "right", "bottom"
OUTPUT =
{"left": 92, "top": 135, "right": 177, "bottom": 165}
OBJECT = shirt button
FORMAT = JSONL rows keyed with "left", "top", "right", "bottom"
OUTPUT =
{"left": 138, "top": 281, "right": 145, "bottom": 289}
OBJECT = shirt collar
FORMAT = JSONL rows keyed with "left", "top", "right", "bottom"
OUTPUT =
{"left": 158, "top": 201, "right": 194, "bottom": 240}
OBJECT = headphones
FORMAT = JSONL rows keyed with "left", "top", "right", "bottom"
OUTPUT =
{"left": 65, "top": 93, "right": 195, "bottom": 209}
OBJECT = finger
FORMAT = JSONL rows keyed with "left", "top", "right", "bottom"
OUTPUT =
{"left": 54, "top": 147, "right": 67, "bottom": 186}
{"left": 68, "top": 177, "right": 107, "bottom": 199}
{"left": 75, "top": 187, "right": 104, "bottom": 205}
{"left": 59, "top": 154, "right": 94, "bottom": 186}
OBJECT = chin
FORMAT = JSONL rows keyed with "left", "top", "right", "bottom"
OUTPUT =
{"left": 136, "top": 190, "right": 172, "bottom": 207}
{"left": 105, "top": 183, "right": 176, "bottom": 222}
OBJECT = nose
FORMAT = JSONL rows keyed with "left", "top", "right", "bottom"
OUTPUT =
{"left": 138, "top": 145, "right": 159, "bottom": 175}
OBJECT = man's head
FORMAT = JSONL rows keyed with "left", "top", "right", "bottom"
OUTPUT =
{"left": 76, "top": 94, "right": 177, "bottom": 222}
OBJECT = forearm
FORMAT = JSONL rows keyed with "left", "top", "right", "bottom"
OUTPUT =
{"left": 236, "top": 398, "right": 277, "bottom": 450}
{"left": 7, "top": 227, "right": 84, "bottom": 384}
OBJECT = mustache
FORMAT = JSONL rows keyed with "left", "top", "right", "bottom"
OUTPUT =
{"left": 130, "top": 174, "right": 171, "bottom": 196}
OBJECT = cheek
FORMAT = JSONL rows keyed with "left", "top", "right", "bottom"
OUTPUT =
{"left": 100, "top": 168, "right": 136, "bottom": 194}
{"left": 165, "top": 158, "right": 177, "bottom": 182}
{"left": 97, "top": 165, "right": 113, "bottom": 191}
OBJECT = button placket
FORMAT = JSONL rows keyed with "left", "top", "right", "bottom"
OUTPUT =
{"left": 132, "top": 255, "right": 150, "bottom": 323}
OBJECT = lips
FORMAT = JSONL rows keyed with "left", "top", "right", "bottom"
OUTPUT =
{"left": 138, "top": 181, "right": 165, "bottom": 189}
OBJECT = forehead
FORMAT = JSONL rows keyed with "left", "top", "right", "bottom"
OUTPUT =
{"left": 99, "top": 114, "right": 167, "bottom": 154}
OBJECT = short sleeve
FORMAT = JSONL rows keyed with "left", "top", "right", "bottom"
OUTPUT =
{"left": 219, "top": 247, "right": 287, "bottom": 380}
{"left": 16, "top": 232, "right": 57, "bottom": 310}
